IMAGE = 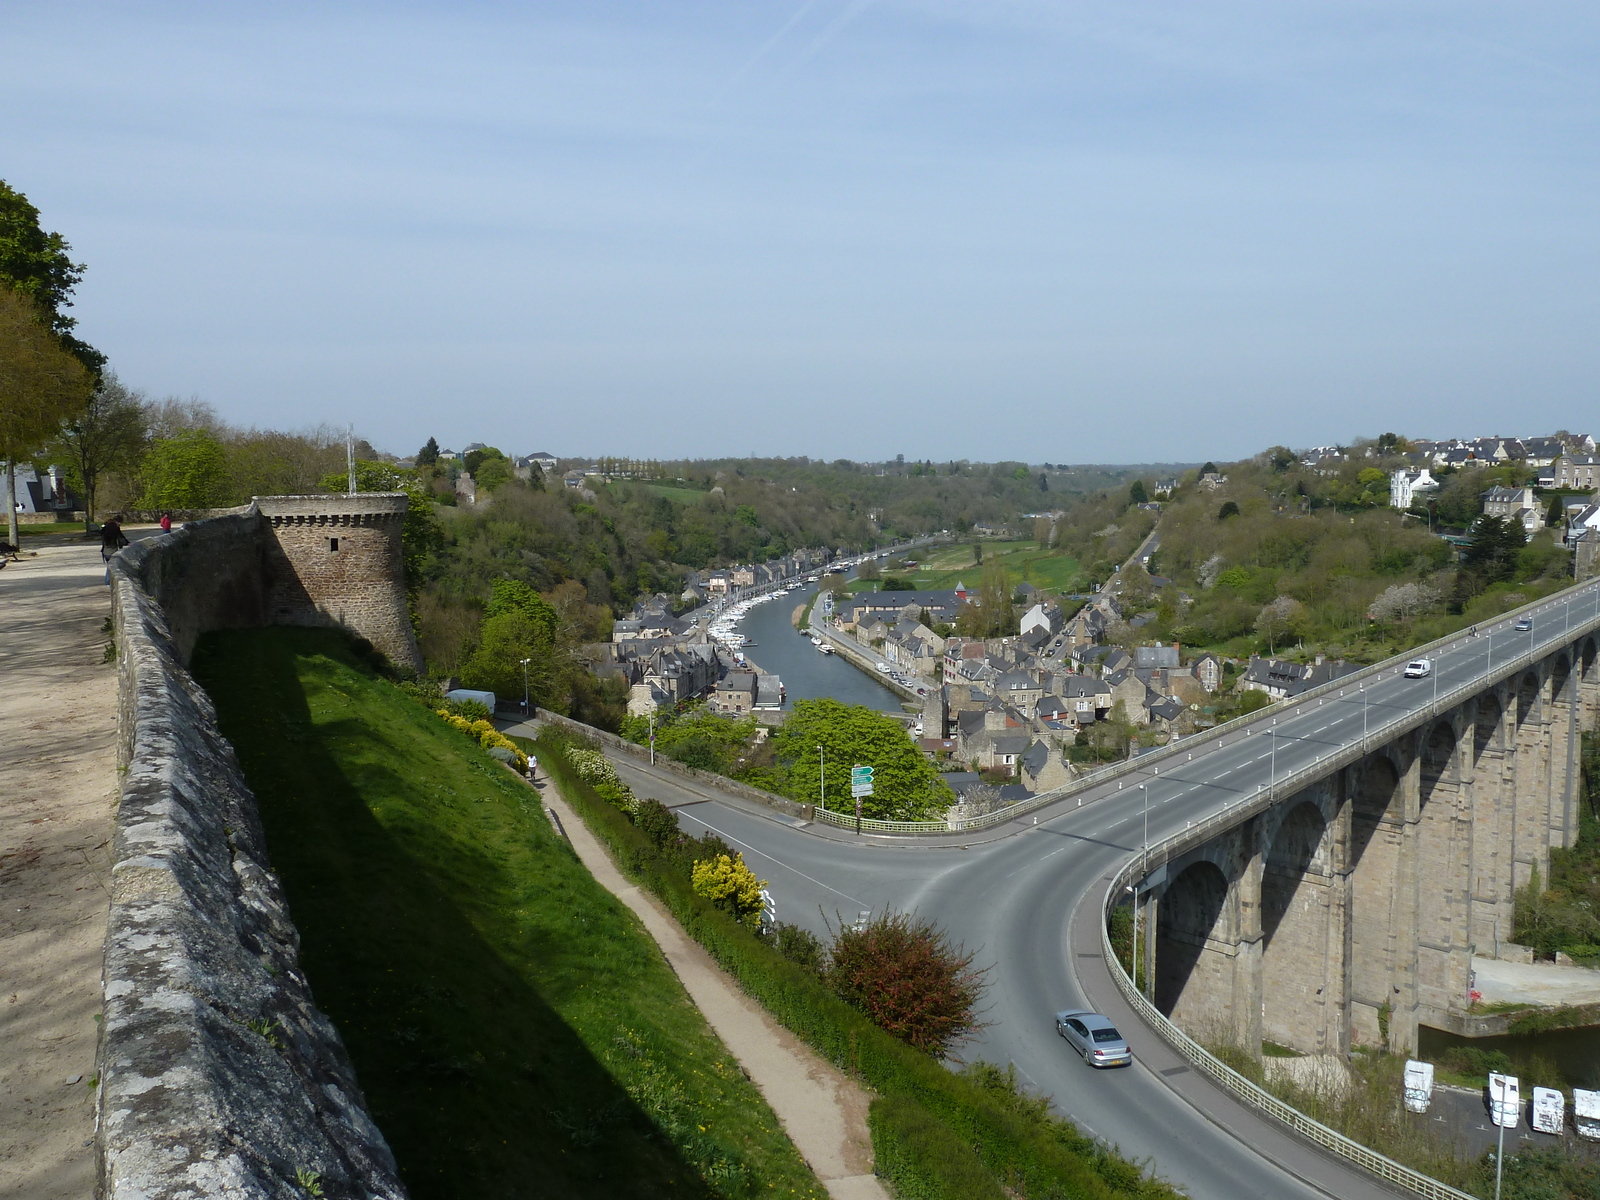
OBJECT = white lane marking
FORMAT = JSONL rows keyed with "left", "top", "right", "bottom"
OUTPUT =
{"left": 676, "top": 809, "right": 870, "bottom": 907}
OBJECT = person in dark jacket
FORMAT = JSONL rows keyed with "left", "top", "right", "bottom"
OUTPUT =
{"left": 100, "top": 516, "right": 129, "bottom": 562}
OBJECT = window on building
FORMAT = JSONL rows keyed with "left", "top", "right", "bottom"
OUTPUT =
{"left": 327, "top": 537, "right": 339, "bottom": 552}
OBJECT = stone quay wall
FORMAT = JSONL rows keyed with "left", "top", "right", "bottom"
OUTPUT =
{"left": 99, "top": 506, "right": 411, "bottom": 1199}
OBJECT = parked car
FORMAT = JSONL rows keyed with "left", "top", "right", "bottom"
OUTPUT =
{"left": 1515, "top": 616, "right": 1533, "bottom": 632}
{"left": 1404, "top": 659, "right": 1432, "bottom": 679}
{"left": 1055, "top": 1010, "right": 1132, "bottom": 1068}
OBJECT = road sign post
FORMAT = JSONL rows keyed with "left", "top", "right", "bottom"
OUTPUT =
{"left": 850, "top": 765, "right": 874, "bottom": 834}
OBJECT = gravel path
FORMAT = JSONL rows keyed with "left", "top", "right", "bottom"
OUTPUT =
{"left": 0, "top": 541, "right": 119, "bottom": 1200}
{"left": 536, "top": 775, "right": 889, "bottom": 1200}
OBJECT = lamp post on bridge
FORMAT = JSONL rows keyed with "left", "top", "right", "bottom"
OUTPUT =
{"left": 519, "top": 658, "right": 531, "bottom": 716}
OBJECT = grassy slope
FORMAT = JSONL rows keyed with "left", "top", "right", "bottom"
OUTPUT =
{"left": 193, "top": 628, "right": 823, "bottom": 1200}
{"left": 904, "top": 540, "right": 1082, "bottom": 593}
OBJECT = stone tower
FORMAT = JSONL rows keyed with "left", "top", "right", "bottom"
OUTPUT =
{"left": 255, "top": 493, "right": 424, "bottom": 674}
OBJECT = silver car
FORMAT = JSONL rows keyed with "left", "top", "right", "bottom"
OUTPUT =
{"left": 1055, "top": 1010, "right": 1132, "bottom": 1068}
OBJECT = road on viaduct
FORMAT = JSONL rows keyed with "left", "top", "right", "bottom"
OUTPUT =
{"left": 604, "top": 578, "right": 1600, "bottom": 1200}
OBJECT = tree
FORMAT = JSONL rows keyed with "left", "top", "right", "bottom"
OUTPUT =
{"left": 0, "top": 180, "right": 102, "bottom": 373}
{"left": 48, "top": 372, "right": 147, "bottom": 525}
{"left": 858, "top": 557, "right": 881, "bottom": 581}
{"left": 690, "top": 853, "right": 767, "bottom": 927}
{"left": 1462, "top": 514, "right": 1524, "bottom": 587}
{"left": 416, "top": 436, "right": 439, "bottom": 467}
{"left": 1128, "top": 479, "right": 1149, "bottom": 505}
{"left": 827, "top": 911, "right": 986, "bottom": 1056}
{"left": 1201, "top": 462, "right": 1217, "bottom": 474}
{"left": 1254, "top": 595, "right": 1307, "bottom": 654}
{"left": 1217, "top": 501, "right": 1240, "bottom": 520}
{"left": 138, "top": 429, "right": 231, "bottom": 510}
{"left": 1, "top": 286, "right": 94, "bottom": 544}
{"left": 1368, "top": 581, "right": 1441, "bottom": 625}
{"left": 771, "top": 698, "right": 955, "bottom": 820}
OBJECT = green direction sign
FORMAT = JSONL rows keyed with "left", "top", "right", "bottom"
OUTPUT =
{"left": 850, "top": 765, "right": 874, "bottom": 797}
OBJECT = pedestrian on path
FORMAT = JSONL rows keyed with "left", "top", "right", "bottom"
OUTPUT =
{"left": 99, "top": 516, "right": 128, "bottom": 562}
{"left": 159, "top": 512, "right": 172, "bottom": 533}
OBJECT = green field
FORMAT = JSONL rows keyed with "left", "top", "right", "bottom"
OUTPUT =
{"left": 899, "top": 540, "right": 1082, "bottom": 594}
{"left": 192, "top": 628, "right": 824, "bottom": 1200}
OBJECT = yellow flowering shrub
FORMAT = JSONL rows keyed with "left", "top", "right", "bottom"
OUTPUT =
{"left": 690, "top": 853, "right": 767, "bottom": 926}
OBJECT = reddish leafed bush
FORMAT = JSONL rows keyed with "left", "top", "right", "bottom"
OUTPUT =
{"left": 828, "top": 912, "right": 986, "bottom": 1057}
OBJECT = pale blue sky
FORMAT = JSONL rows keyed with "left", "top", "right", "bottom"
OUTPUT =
{"left": 5, "top": 2, "right": 1597, "bottom": 462}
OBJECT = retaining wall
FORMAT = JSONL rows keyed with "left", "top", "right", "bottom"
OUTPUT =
{"left": 100, "top": 520, "right": 406, "bottom": 1199}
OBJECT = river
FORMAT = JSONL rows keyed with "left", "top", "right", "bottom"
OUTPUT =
{"left": 731, "top": 587, "right": 905, "bottom": 712}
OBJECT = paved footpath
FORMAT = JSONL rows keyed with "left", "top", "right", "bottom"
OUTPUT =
{"left": 533, "top": 771, "right": 889, "bottom": 1200}
{"left": 0, "top": 541, "right": 119, "bottom": 1200}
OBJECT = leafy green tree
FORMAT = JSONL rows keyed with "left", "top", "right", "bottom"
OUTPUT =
{"left": 1217, "top": 501, "right": 1239, "bottom": 520}
{"left": 0, "top": 179, "right": 102, "bottom": 372}
{"left": 771, "top": 698, "right": 954, "bottom": 820}
{"left": 139, "top": 429, "right": 230, "bottom": 509}
{"left": 416, "top": 436, "right": 438, "bottom": 467}
{"left": 1128, "top": 480, "right": 1149, "bottom": 505}
{"left": 474, "top": 455, "right": 512, "bottom": 492}
{"left": 1, "top": 286, "right": 94, "bottom": 543}
{"left": 48, "top": 372, "right": 147, "bottom": 524}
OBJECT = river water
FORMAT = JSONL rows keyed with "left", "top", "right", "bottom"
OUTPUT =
{"left": 732, "top": 588, "right": 905, "bottom": 712}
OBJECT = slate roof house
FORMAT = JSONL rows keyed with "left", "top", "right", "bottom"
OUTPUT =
{"left": 1238, "top": 655, "right": 1360, "bottom": 701}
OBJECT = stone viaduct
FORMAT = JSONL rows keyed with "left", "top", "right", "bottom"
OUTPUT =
{"left": 1136, "top": 628, "right": 1600, "bottom": 1058}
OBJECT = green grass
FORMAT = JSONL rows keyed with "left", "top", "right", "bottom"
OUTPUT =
{"left": 902, "top": 540, "right": 1082, "bottom": 594}
{"left": 191, "top": 628, "right": 824, "bottom": 1200}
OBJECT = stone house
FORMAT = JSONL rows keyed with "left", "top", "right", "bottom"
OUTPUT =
{"left": 1554, "top": 454, "right": 1600, "bottom": 493}
{"left": 1191, "top": 652, "right": 1223, "bottom": 693}
{"left": 1481, "top": 486, "right": 1544, "bottom": 535}
{"left": 710, "top": 671, "right": 759, "bottom": 715}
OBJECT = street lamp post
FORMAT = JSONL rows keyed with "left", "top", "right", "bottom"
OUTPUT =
{"left": 819, "top": 745, "right": 826, "bottom": 812}
{"left": 519, "top": 658, "right": 531, "bottom": 715}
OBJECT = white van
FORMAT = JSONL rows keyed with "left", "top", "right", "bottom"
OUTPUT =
{"left": 1403, "top": 1060, "right": 1433, "bottom": 1113}
{"left": 1489, "top": 1073, "right": 1521, "bottom": 1129}
{"left": 1574, "top": 1088, "right": 1600, "bottom": 1139}
{"left": 1531, "top": 1086, "right": 1564, "bottom": 1135}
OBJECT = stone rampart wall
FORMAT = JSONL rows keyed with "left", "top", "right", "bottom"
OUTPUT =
{"left": 100, "top": 519, "right": 407, "bottom": 1198}
{"left": 256, "top": 495, "right": 422, "bottom": 674}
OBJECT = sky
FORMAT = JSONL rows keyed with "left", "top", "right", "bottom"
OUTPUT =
{"left": 4, "top": 1, "right": 1598, "bottom": 464}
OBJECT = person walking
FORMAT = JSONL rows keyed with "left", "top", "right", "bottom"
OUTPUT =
{"left": 159, "top": 512, "right": 172, "bottom": 533}
{"left": 99, "top": 515, "right": 128, "bottom": 562}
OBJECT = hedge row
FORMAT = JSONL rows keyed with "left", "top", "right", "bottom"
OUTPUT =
{"left": 869, "top": 1094, "right": 1004, "bottom": 1200}
{"left": 533, "top": 738, "right": 1179, "bottom": 1200}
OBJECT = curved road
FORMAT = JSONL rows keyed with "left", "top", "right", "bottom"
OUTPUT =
{"left": 606, "top": 579, "right": 1600, "bottom": 1199}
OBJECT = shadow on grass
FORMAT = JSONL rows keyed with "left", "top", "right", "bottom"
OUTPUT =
{"left": 193, "top": 628, "right": 719, "bottom": 1200}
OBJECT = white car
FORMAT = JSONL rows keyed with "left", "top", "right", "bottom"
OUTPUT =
{"left": 1403, "top": 659, "right": 1432, "bottom": 679}
{"left": 876, "top": 662, "right": 891, "bottom": 672}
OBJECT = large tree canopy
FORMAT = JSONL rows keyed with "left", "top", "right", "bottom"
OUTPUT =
{"left": 1, "top": 286, "right": 94, "bottom": 542}
{"left": 771, "top": 698, "right": 954, "bottom": 821}
{"left": 0, "top": 179, "right": 102, "bottom": 372}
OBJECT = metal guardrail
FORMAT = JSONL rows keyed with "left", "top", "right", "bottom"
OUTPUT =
{"left": 1097, "top": 869, "right": 1478, "bottom": 1200}
{"left": 820, "top": 579, "right": 1600, "bottom": 836}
